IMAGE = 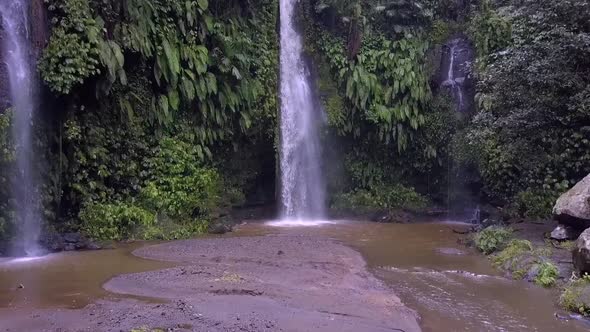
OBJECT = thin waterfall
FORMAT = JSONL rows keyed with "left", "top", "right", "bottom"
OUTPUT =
{"left": 442, "top": 38, "right": 468, "bottom": 113}
{"left": 0, "top": 0, "right": 42, "bottom": 256}
{"left": 279, "top": 0, "right": 326, "bottom": 221}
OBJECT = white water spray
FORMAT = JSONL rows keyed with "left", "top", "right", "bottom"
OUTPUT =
{"left": 0, "top": 0, "right": 43, "bottom": 256}
{"left": 278, "top": 0, "right": 326, "bottom": 222}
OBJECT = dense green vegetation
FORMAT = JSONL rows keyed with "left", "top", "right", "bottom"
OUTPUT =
{"left": 0, "top": 0, "right": 279, "bottom": 244}
{"left": 0, "top": 0, "right": 589, "bottom": 244}
{"left": 461, "top": 0, "right": 590, "bottom": 215}
{"left": 473, "top": 225, "right": 512, "bottom": 254}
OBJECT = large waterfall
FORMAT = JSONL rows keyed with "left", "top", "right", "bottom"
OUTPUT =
{"left": 0, "top": 0, "right": 42, "bottom": 256}
{"left": 278, "top": 0, "right": 326, "bottom": 221}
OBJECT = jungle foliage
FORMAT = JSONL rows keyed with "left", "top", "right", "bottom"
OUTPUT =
{"left": 300, "top": 0, "right": 463, "bottom": 210}
{"left": 0, "top": 0, "right": 279, "bottom": 242}
{"left": 461, "top": 0, "right": 590, "bottom": 216}
{"left": 2, "top": 0, "right": 590, "bottom": 242}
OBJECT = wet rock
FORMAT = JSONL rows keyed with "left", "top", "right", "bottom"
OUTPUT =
{"left": 54, "top": 232, "right": 101, "bottom": 251}
{"left": 553, "top": 173, "right": 590, "bottom": 230}
{"left": 208, "top": 222, "right": 233, "bottom": 235}
{"left": 63, "top": 232, "right": 83, "bottom": 243}
{"left": 551, "top": 225, "right": 580, "bottom": 241}
{"left": 573, "top": 228, "right": 590, "bottom": 275}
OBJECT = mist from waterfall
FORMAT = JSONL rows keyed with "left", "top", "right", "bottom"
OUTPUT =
{"left": 0, "top": 0, "right": 43, "bottom": 256}
{"left": 279, "top": 0, "right": 326, "bottom": 221}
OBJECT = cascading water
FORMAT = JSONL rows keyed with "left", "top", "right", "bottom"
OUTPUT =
{"left": 440, "top": 37, "right": 478, "bottom": 222}
{"left": 441, "top": 38, "right": 470, "bottom": 113}
{"left": 278, "top": 0, "right": 326, "bottom": 221}
{"left": 0, "top": 0, "right": 43, "bottom": 256}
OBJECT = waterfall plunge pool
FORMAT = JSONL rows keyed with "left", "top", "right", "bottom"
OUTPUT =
{"left": 1, "top": 220, "right": 588, "bottom": 331}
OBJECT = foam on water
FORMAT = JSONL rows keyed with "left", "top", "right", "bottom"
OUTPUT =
{"left": 266, "top": 219, "right": 337, "bottom": 227}
{"left": 0, "top": 254, "right": 51, "bottom": 268}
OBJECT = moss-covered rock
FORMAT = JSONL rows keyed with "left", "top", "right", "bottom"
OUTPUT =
{"left": 491, "top": 239, "right": 558, "bottom": 287}
{"left": 560, "top": 275, "right": 590, "bottom": 316}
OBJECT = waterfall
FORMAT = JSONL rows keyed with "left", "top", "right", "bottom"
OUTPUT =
{"left": 278, "top": 0, "right": 326, "bottom": 221}
{"left": 0, "top": 0, "right": 43, "bottom": 256}
{"left": 442, "top": 38, "right": 469, "bottom": 113}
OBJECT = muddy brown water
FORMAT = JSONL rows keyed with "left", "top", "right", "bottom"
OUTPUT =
{"left": 1, "top": 220, "right": 588, "bottom": 331}
{"left": 0, "top": 242, "right": 175, "bottom": 309}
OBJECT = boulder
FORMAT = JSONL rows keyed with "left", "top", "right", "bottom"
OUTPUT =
{"left": 208, "top": 223, "right": 232, "bottom": 235}
{"left": 553, "top": 174, "right": 590, "bottom": 229}
{"left": 550, "top": 225, "right": 580, "bottom": 241}
{"left": 573, "top": 228, "right": 590, "bottom": 275}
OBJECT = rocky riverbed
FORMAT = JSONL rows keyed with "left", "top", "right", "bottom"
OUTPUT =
{"left": 0, "top": 235, "right": 420, "bottom": 332}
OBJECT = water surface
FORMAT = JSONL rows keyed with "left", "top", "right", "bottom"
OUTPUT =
{"left": 1, "top": 221, "right": 587, "bottom": 332}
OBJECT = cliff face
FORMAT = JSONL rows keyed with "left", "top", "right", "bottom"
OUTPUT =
{"left": 0, "top": 0, "right": 48, "bottom": 112}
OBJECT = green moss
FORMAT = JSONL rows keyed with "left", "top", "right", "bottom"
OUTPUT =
{"left": 474, "top": 226, "right": 513, "bottom": 254}
{"left": 492, "top": 239, "right": 533, "bottom": 267}
{"left": 560, "top": 275, "right": 590, "bottom": 316}
{"left": 513, "top": 268, "right": 527, "bottom": 280}
{"left": 558, "top": 241, "right": 577, "bottom": 251}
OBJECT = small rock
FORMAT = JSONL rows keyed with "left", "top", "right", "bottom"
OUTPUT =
{"left": 551, "top": 225, "right": 580, "bottom": 241}
{"left": 17, "top": 284, "right": 24, "bottom": 289}
{"left": 208, "top": 222, "right": 233, "bottom": 235}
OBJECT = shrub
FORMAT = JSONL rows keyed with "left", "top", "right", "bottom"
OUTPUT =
{"left": 332, "top": 184, "right": 429, "bottom": 213}
{"left": 474, "top": 226, "right": 513, "bottom": 254}
{"left": 140, "top": 137, "right": 221, "bottom": 219}
{"left": 534, "top": 262, "right": 559, "bottom": 287}
{"left": 80, "top": 202, "right": 155, "bottom": 241}
{"left": 509, "top": 189, "right": 557, "bottom": 219}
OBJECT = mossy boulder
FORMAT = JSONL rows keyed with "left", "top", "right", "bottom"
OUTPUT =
{"left": 560, "top": 277, "right": 590, "bottom": 316}
{"left": 492, "top": 239, "right": 558, "bottom": 287}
